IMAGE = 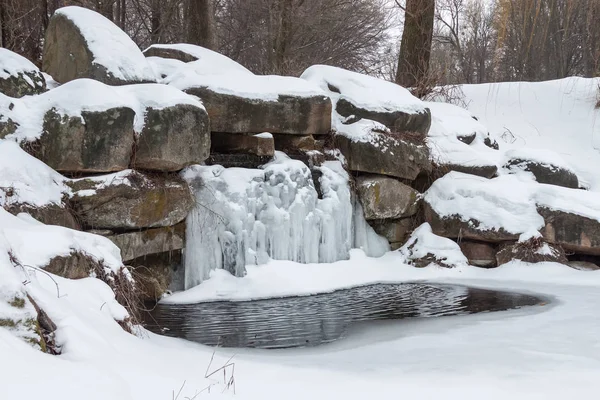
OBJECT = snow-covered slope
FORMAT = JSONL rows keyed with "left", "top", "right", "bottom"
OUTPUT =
{"left": 460, "top": 77, "right": 600, "bottom": 190}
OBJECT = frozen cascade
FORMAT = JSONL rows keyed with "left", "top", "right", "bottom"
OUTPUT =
{"left": 182, "top": 153, "right": 389, "bottom": 289}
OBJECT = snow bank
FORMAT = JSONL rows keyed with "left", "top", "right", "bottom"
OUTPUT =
{"left": 145, "top": 43, "right": 253, "bottom": 76}
{"left": 460, "top": 77, "right": 600, "bottom": 190}
{"left": 168, "top": 70, "right": 327, "bottom": 101}
{"left": 0, "top": 48, "right": 41, "bottom": 80}
{"left": 56, "top": 6, "right": 155, "bottom": 83}
{"left": 399, "top": 223, "right": 469, "bottom": 268}
{"left": 301, "top": 64, "right": 427, "bottom": 114}
{"left": 146, "top": 56, "right": 186, "bottom": 79}
{"left": 426, "top": 101, "right": 500, "bottom": 167}
{"left": 0, "top": 140, "right": 69, "bottom": 208}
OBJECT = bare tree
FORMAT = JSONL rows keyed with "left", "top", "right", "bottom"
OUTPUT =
{"left": 186, "top": 0, "right": 217, "bottom": 50}
{"left": 395, "top": 0, "right": 435, "bottom": 94}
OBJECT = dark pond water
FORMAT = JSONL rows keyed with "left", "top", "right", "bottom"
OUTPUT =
{"left": 143, "top": 283, "right": 545, "bottom": 349}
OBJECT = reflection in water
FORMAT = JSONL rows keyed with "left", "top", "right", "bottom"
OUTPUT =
{"left": 144, "top": 283, "right": 544, "bottom": 349}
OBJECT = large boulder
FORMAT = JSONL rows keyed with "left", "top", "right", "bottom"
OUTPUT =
{"left": 144, "top": 43, "right": 253, "bottom": 75}
{"left": 39, "top": 106, "right": 135, "bottom": 173}
{"left": 370, "top": 218, "right": 414, "bottom": 249}
{"left": 538, "top": 207, "right": 600, "bottom": 256}
{"left": 0, "top": 48, "right": 46, "bottom": 97}
{"left": 43, "top": 6, "right": 155, "bottom": 85}
{"left": 502, "top": 149, "right": 579, "bottom": 189}
{"left": 168, "top": 72, "right": 331, "bottom": 135}
{"left": 132, "top": 102, "right": 210, "bottom": 171}
{"left": 68, "top": 170, "right": 194, "bottom": 230}
{"left": 211, "top": 132, "right": 275, "bottom": 157}
{"left": 356, "top": 176, "right": 419, "bottom": 220}
{"left": 105, "top": 223, "right": 185, "bottom": 262}
{"left": 5, "top": 204, "right": 79, "bottom": 230}
{"left": 273, "top": 134, "right": 316, "bottom": 154}
{"left": 301, "top": 65, "right": 431, "bottom": 135}
{"left": 399, "top": 223, "right": 468, "bottom": 268}
{"left": 334, "top": 127, "right": 431, "bottom": 180}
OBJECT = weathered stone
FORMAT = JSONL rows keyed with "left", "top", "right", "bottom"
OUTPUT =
{"left": 457, "top": 132, "right": 477, "bottom": 145}
{"left": 287, "top": 150, "right": 326, "bottom": 169}
{"left": 143, "top": 46, "right": 198, "bottom": 63}
{"left": 484, "top": 136, "right": 499, "bottom": 150}
{"left": 496, "top": 240, "right": 568, "bottom": 266}
{"left": 335, "top": 133, "right": 431, "bottom": 181}
{"left": 424, "top": 201, "right": 519, "bottom": 242}
{"left": 273, "top": 134, "right": 316, "bottom": 153}
{"left": 539, "top": 207, "right": 600, "bottom": 256}
{"left": 37, "top": 107, "right": 135, "bottom": 173}
{"left": 211, "top": 132, "right": 274, "bottom": 157}
{"left": 459, "top": 241, "right": 497, "bottom": 268}
{"left": 0, "top": 49, "right": 46, "bottom": 97}
{"left": 68, "top": 171, "right": 194, "bottom": 229}
{"left": 0, "top": 117, "right": 18, "bottom": 139}
{"left": 44, "top": 251, "right": 103, "bottom": 279}
{"left": 42, "top": 7, "right": 155, "bottom": 85}
{"left": 184, "top": 87, "right": 332, "bottom": 135}
{"left": 336, "top": 98, "right": 431, "bottom": 136}
{"left": 206, "top": 153, "right": 272, "bottom": 169}
{"left": 504, "top": 158, "right": 579, "bottom": 189}
{"left": 133, "top": 105, "right": 210, "bottom": 171}
{"left": 356, "top": 176, "right": 419, "bottom": 220}
{"left": 105, "top": 223, "right": 185, "bottom": 262}
{"left": 128, "top": 251, "right": 182, "bottom": 301}
{"left": 371, "top": 218, "right": 414, "bottom": 244}
{"left": 4, "top": 204, "right": 80, "bottom": 230}
{"left": 442, "top": 164, "right": 498, "bottom": 179}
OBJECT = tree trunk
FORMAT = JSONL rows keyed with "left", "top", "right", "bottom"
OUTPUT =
{"left": 186, "top": 0, "right": 217, "bottom": 50}
{"left": 395, "top": 0, "right": 435, "bottom": 94}
{"left": 151, "top": 0, "right": 162, "bottom": 43}
{"left": 273, "top": 0, "right": 293, "bottom": 74}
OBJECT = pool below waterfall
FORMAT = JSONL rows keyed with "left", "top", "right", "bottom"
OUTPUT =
{"left": 143, "top": 283, "right": 546, "bottom": 349}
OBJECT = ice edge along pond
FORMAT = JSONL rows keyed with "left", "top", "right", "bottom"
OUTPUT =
{"left": 144, "top": 282, "right": 547, "bottom": 349}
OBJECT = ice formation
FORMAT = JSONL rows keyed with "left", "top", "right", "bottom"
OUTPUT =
{"left": 182, "top": 153, "right": 388, "bottom": 289}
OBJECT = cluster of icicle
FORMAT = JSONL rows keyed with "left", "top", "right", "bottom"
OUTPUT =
{"left": 181, "top": 153, "right": 389, "bottom": 289}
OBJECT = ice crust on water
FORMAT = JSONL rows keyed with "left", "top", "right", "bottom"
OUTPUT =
{"left": 181, "top": 154, "right": 388, "bottom": 289}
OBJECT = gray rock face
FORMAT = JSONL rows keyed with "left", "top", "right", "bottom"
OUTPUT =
{"left": 442, "top": 164, "right": 498, "bottom": 179}
{"left": 0, "top": 59, "right": 46, "bottom": 97}
{"left": 68, "top": 171, "right": 194, "bottom": 229}
{"left": 43, "top": 251, "right": 103, "bottom": 280}
{"left": 273, "top": 134, "right": 316, "bottom": 154}
{"left": 335, "top": 133, "right": 431, "bottom": 181}
{"left": 184, "top": 87, "right": 332, "bottom": 135}
{"left": 133, "top": 105, "right": 210, "bottom": 171}
{"left": 105, "top": 223, "right": 185, "bottom": 262}
{"left": 336, "top": 98, "right": 431, "bottom": 136}
{"left": 356, "top": 176, "right": 419, "bottom": 220}
{"left": 37, "top": 107, "right": 135, "bottom": 173}
{"left": 504, "top": 158, "right": 579, "bottom": 189}
{"left": 424, "top": 201, "right": 519, "bottom": 242}
{"left": 128, "top": 251, "right": 183, "bottom": 301}
{"left": 370, "top": 218, "right": 413, "bottom": 245}
{"left": 211, "top": 132, "right": 274, "bottom": 157}
{"left": 143, "top": 46, "right": 198, "bottom": 63}
{"left": 496, "top": 239, "right": 568, "bottom": 266}
{"left": 4, "top": 204, "right": 79, "bottom": 230}
{"left": 539, "top": 207, "right": 600, "bottom": 256}
{"left": 459, "top": 241, "right": 497, "bottom": 268}
{"left": 42, "top": 8, "right": 155, "bottom": 85}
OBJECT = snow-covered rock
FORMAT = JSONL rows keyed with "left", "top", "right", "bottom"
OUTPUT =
{"left": 399, "top": 223, "right": 468, "bottom": 268}
{"left": 43, "top": 6, "right": 155, "bottom": 85}
{"left": 144, "top": 43, "right": 253, "bottom": 76}
{"left": 0, "top": 48, "right": 46, "bottom": 97}
{"left": 68, "top": 170, "right": 194, "bottom": 230}
{"left": 168, "top": 71, "right": 332, "bottom": 135}
{"left": 502, "top": 148, "right": 580, "bottom": 189}
{"left": 301, "top": 65, "right": 431, "bottom": 135}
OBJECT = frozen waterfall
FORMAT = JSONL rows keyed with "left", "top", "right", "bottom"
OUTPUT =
{"left": 182, "top": 153, "right": 389, "bottom": 289}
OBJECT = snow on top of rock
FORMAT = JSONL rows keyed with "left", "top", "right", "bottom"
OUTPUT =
{"left": 168, "top": 70, "right": 328, "bottom": 101}
{"left": 0, "top": 208, "right": 123, "bottom": 274}
{"left": 0, "top": 48, "right": 40, "bottom": 80}
{"left": 424, "top": 172, "right": 545, "bottom": 234}
{"left": 0, "top": 140, "right": 69, "bottom": 208}
{"left": 146, "top": 56, "right": 187, "bottom": 79}
{"left": 399, "top": 223, "right": 468, "bottom": 268}
{"left": 333, "top": 116, "right": 390, "bottom": 142}
{"left": 535, "top": 184, "right": 600, "bottom": 223}
{"left": 3, "top": 79, "right": 203, "bottom": 141}
{"left": 426, "top": 101, "right": 500, "bottom": 167}
{"left": 502, "top": 147, "right": 576, "bottom": 173}
{"left": 301, "top": 64, "right": 427, "bottom": 114}
{"left": 55, "top": 6, "right": 155, "bottom": 83}
{"left": 146, "top": 43, "right": 253, "bottom": 76}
